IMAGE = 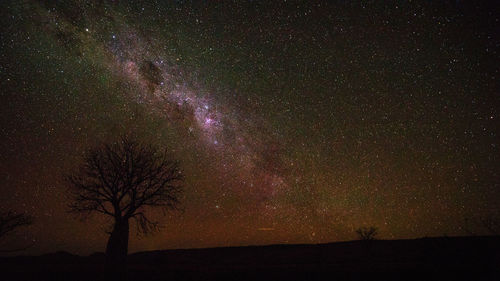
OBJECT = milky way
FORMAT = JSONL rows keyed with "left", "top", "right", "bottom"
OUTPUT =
{"left": 101, "top": 19, "right": 290, "bottom": 203}
{"left": 0, "top": 1, "right": 499, "bottom": 255}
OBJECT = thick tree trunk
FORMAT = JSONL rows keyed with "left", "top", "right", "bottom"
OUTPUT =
{"left": 105, "top": 218, "right": 129, "bottom": 265}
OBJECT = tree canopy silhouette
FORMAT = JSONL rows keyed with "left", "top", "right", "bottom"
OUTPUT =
{"left": 356, "top": 226, "right": 378, "bottom": 241}
{"left": 0, "top": 211, "right": 33, "bottom": 241}
{"left": 66, "top": 135, "right": 183, "bottom": 264}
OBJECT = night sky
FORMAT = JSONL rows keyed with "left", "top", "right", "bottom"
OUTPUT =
{"left": 0, "top": 0, "right": 499, "bottom": 255}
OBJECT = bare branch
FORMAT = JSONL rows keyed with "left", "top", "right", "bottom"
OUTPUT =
{"left": 132, "top": 212, "right": 160, "bottom": 235}
{"left": 356, "top": 226, "right": 378, "bottom": 241}
{"left": 0, "top": 211, "right": 33, "bottom": 240}
{"left": 66, "top": 134, "right": 184, "bottom": 235}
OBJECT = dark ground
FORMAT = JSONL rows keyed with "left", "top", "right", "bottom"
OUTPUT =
{"left": 1, "top": 236, "right": 499, "bottom": 281}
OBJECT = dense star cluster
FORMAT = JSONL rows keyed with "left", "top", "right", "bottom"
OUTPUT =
{"left": 0, "top": 1, "right": 498, "bottom": 255}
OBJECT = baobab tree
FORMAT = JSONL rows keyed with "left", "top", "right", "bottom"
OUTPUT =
{"left": 66, "top": 135, "right": 183, "bottom": 264}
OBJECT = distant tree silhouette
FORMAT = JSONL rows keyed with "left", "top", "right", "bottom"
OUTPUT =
{"left": 0, "top": 211, "right": 33, "bottom": 252}
{"left": 66, "top": 135, "right": 183, "bottom": 265}
{"left": 0, "top": 211, "right": 32, "bottom": 240}
{"left": 479, "top": 217, "right": 498, "bottom": 235}
{"left": 356, "top": 226, "right": 378, "bottom": 241}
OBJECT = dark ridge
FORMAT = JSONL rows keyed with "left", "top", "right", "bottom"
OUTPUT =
{"left": 1, "top": 236, "right": 499, "bottom": 281}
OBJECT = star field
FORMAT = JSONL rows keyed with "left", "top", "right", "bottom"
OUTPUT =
{"left": 0, "top": 0, "right": 499, "bottom": 255}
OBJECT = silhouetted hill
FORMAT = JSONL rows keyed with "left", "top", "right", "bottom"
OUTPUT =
{"left": 1, "top": 236, "right": 499, "bottom": 281}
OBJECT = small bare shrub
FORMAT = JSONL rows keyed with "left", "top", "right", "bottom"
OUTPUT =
{"left": 356, "top": 226, "right": 378, "bottom": 241}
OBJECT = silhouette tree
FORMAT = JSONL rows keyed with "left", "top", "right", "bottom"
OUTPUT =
{"left": 356, "top": 226, "right": 378, "bottom": 241}
{"left": 0, "top": 211, "right": 33, "bottom": 240}
{"left": 0, "top": 211, "right": 34, "bottom": 252}
{"left": 66, "top": 135, "right": 183, "bottom": 264}
{"left": 479, "top": 217, "right": 499, "bottom": 235}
